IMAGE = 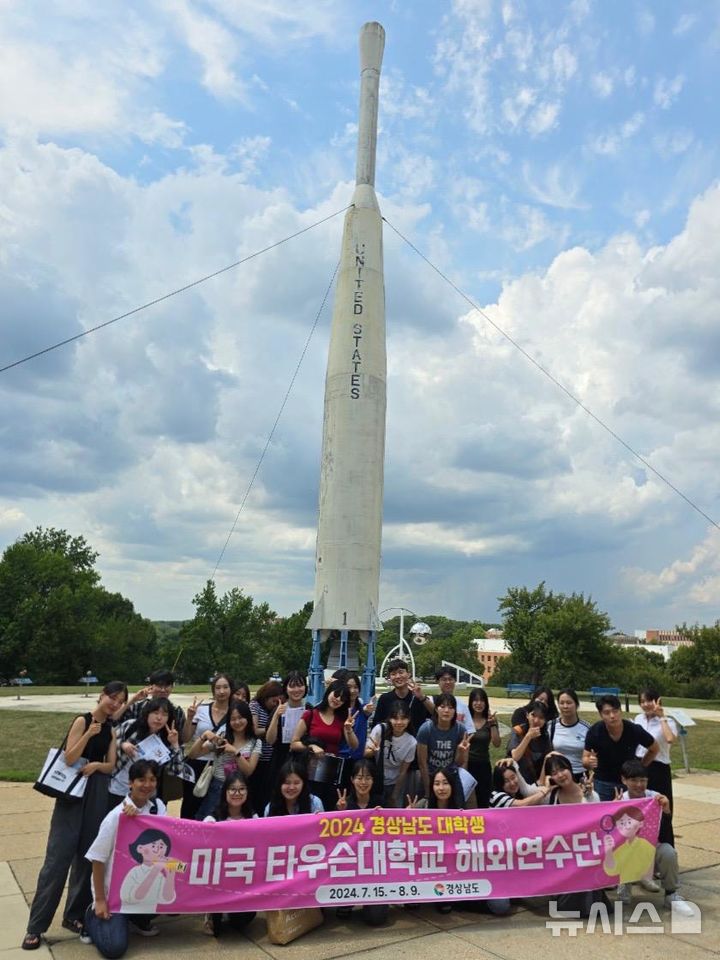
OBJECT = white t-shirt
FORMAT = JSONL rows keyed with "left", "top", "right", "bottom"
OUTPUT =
{"left": 551, "top": 718, "right": 591, "bottom": 775}
{"left": 192, "top": 704, "right": 227, "bottom": 762}
{"left": 634, "top": 713, "right": 677, "bottom": 765}
{"left": 85, "top": 796, "right": 167, "bottom": 901}
{"left": 368, "top": 725, "right": 416, "bottom": 784}
{"left": 211, "top": 737, "right": 262, "bottom": 781}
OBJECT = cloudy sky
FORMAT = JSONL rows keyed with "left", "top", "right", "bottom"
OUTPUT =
{"left": 2, "top": 0, "right": 719, "bottom": 633}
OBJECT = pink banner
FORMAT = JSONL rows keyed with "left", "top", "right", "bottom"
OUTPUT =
{"left": 108, "top": 799, "right": 660, "bottom": 913}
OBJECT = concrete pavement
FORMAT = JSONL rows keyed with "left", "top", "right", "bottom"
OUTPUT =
{"left": 1, "top": 770, "right": 719, "bottom": 959}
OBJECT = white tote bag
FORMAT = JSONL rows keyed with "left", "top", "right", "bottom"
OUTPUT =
{"left": 34, "top": 747, "right": 88, "bottom": 801}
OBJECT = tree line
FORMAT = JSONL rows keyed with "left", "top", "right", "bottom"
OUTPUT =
{"left": 0, "top": 527, "right": 717, "bottom": 697}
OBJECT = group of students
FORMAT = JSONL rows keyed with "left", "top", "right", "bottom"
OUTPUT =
{"left": 21, "top": 664, "right": 692, "bottom": 954}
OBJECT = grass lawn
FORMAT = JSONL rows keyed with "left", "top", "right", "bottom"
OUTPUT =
{"left": 0, "top": 711, "right": 79, "bottom": 781}
{"left": 483, "top": 686, "right": 720, "bottom": 711}
{"left": 1, "top": 707, "right": 718, "bottom": 783}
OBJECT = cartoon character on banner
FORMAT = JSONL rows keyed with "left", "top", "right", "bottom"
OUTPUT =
{"left": 119, "top": 828, "right": 185, "bottom": 912}
{"left": 601, "top": 806, "right": 658, "bottom": 886}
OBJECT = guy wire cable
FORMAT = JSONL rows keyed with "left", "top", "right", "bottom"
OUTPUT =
{"left": 0, "top": 206, "right": 350, "bottom": 375}
{"left": 383, "top": 214, "right": 719, "bottom": 533}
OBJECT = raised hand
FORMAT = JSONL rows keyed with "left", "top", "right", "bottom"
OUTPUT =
{"left": 275, "top": 701, "right": 288, "bottom": 717}
{"left": 187, "top": 697, "right": 199, "bottom": 721}
{"left": 166, "top": 723, "right": 179, "bottom": 749}
{"left": 87, "top": 720, "right": 102, "bottom": 738}
{"left": 344, "top": 710, "right": 358, "bottom": 731}
{"left": 405, "top": 795, "right": 419, "bottom": 809}
{"left": 336, "top": 789, "right": 348, "bottom": 811}
{"left": 457, "top": 732, "right": 470, "bottom": 755}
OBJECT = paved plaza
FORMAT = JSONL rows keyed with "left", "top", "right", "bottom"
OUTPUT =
{"left": 1, "top": 693, "right": 718, "bottom": 958}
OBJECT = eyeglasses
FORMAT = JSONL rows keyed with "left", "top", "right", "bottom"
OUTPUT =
{"left": 227, "top": 787, "right": 247, "bottom": 794}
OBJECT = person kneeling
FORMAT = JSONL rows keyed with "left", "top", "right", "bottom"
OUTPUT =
{"left": 83, "top": 760, "right": 172, "bottom": 958}
{"left": 616, "top": 760, "right": 694, "bottom": 918}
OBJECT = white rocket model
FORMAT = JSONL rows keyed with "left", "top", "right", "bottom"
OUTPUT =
{"left": 307, "top": 22, "right": 386, "bottom": 702}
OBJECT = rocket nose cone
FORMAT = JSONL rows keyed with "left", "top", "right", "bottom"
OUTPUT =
{"left": 360, "top": 22, "right": 385, "bottom": 72}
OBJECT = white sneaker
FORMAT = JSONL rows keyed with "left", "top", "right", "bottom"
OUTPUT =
{"left": 640, "top": 878, "right": 661, "bottom": 892}
{"left": 616, "top": 883, "right": 631, "bottom": 903}
{"left": 665, "top": 893, "right": 695, "bottom": 918}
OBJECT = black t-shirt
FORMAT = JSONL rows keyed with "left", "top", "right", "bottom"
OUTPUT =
{"left": 584, "top": 720, "right": 654, "bottom": 783}
{"left": 373, "top": 690, "right": 429, "bottom": 736}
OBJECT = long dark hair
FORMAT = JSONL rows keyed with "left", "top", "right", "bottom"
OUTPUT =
{"left": 267, "top": 760, "right": 312, "bottom": 816}
{"left": 316, "top": 679, "right": 350, "bottom": 719}
{"left": 130, "top": 697, "right": 173, "bottom": 743}
{"left": 522, "top": 686, "right": 558, "bottom": 720}
{"left": 468, "top": 687, "right": 490, "bottom": 719}
{"left": 214, "top": 772, "right": 254, "bottom": 820}
{"left": 225, "top": 699, "right": 258, "bottom": 745}
{"left": 428, "top": 766, "right": 464, "bottom": 809}
{"left": 383, "top": 701, "right": 412, "bottom": 739}
{"left": 211, "top": 673, "right": 236, "bottom": 697}
{"left": 102, "top": 680, "right": 128, "bottom": 701}
{"left": 492, "top": 762, "right": 519, "bottom": 796}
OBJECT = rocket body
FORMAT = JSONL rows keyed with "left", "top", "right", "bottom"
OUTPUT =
{"left": 308, "top": 23, "right": 386, "bottom": 635}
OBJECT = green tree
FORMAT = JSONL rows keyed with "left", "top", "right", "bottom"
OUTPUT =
{"left": 669, "top": 623, "right": 720, "bottom": 698}
{"left": 259, "top": 601, "right": 314, "bottom": 678}
{"left": 176, "top": 580, "right": 276, "bottom": 683}
{"left": 497, "top": 582, "right": 613, "bottom": 688}
{"left": 0, "top": 527, "right": 156, "bottom": 683}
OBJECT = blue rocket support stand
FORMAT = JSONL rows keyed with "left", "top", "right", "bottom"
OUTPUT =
{"left": 308, "top": 630, "right": 325, "bottom": 705}
{"left": 361, "top": 630, "right": 377, "bottom": 702}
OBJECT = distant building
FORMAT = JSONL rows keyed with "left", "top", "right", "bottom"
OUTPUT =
{"left": 607, "top": 628, "right": 693, "bottom": 662}
{"left": 638, "top": 629, "right": 693, "bottom": 647}
{"left": 472, "top": 630, "right": 509, "bottom": 680}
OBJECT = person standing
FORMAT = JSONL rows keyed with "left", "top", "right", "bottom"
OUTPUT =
{"left": 180, "top": 673, "right": 235, "bottom": 819}
{"left": 265, "top": 671, "right": 308, "bottom": 773}
{"left": 583, "top": 694, "right": 658, "bottom": 801}
{"left": 550, "top": 688, "right": 590, "bottom": 781}
{"left": 248, "top": 680, "right": 283, "bottom": 815}
{"left": 433, "top": 666, "right": 468, "bottom": 725}
{"left": 371, "top": 659, "right": 434, "bottom": 733}
{"left": 415, "top": 693, "right": 469, "bottom": 799}
{"left": 634, "top": 687, "right": 677, "bottom": 814}
{"left": 22, "top": 682, "right": 127, "bottom": 951}
{"left": 466, "top": 687, "right": 500, "bottom": 807}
